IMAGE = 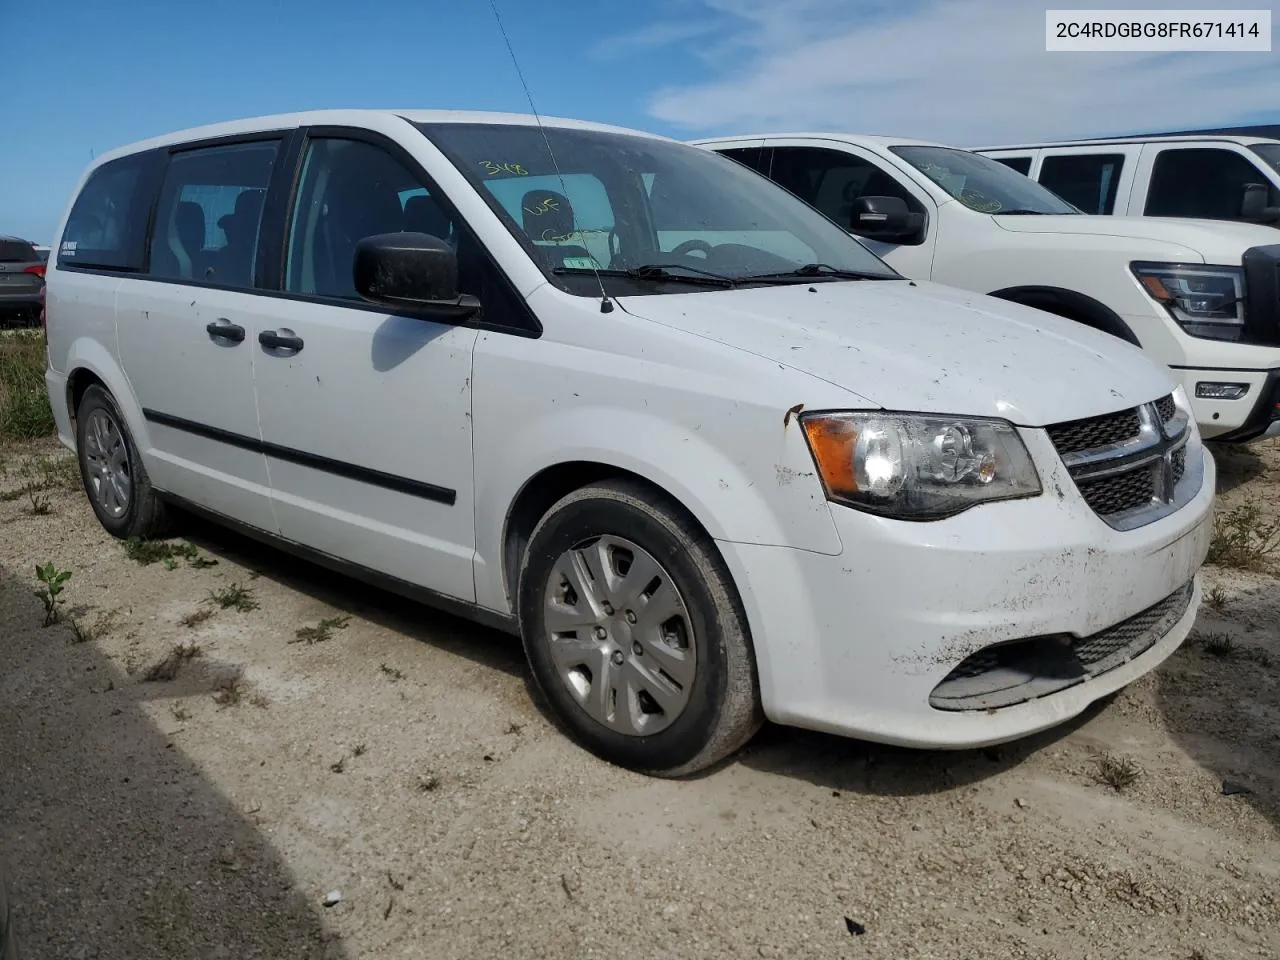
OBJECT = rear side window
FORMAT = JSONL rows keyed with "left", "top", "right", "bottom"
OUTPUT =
{"left": 0, "top": 239, "right": 37, "bottom": 262}
{"left": 717, "top": 146, "right": 773, "bottom": 176}
{"left": 57, "top": 153, "right": 154, "bottom": 271}
{"left": 148, "top": 139, "right": 280, "bottom": 288}
{"left": 1038, "top": 153, "right": 1125, "bottom": 214}
{"left": 1145, "top": 147, "right": 1278, "bottom": 219}
{"left": 991, "top": 156, "right": 1032, "bottom": 175}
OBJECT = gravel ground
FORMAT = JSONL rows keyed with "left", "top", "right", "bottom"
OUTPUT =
{"left": 0, "top": 436, "right": 1277, "bottom": 960}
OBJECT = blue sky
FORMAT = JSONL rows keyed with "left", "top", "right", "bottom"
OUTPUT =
{"left": 5, "top": 0, "right": 1277, "bottom": 243}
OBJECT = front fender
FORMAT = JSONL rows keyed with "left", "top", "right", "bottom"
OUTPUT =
{"left": 471, "top": 404, "right": 844, "bottom": 614}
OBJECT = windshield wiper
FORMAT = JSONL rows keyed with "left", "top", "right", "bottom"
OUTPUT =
{"left": 742, "top": 262, "right": 895, "bottom": 282}
{"left": 553, "top": 263, "right": 738, "bottom": 288}
{"left": 992, "top": 209, "right": 1050, "bottom": 215}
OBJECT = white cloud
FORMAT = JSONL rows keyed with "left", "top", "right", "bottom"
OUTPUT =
{"left": 628, "top": 0, "right": 1279, "bottom": 145}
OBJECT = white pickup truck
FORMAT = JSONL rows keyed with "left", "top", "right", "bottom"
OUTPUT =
{"left": 694, "top": 133, "right": 1280, "bottom": 442}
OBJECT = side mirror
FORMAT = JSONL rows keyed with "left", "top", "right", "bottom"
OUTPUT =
{"left": 1241, "top": 183, "right": 1280, "bottom": 224}
{"left": 849, "top": 196, "right": 925, "bottom": 242}
{"left": 354, "top": 232, "right": 480, "bottom": 318}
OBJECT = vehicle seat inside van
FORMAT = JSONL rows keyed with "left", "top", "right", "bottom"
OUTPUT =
{"left": 213, "top": 189, "right": 266, "bottom": 287}
{"left": 175, "top": 201, "right": 208, "bottom": 278}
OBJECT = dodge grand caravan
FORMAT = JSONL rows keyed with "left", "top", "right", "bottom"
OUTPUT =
{"left": 696, "top": 133, "right": 1280, "bottom": 443}
{"left": 44, "top": 110, "right": 1213, "bottom": 776}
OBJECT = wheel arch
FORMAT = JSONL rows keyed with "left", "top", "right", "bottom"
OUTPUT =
{"left": 988, "top": 285, "right": 1142, "bottom": 347}
{"left": 62, "top": 339, "right": 146, "bottom": 443}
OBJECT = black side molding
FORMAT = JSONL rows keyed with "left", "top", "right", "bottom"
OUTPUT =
{"left": 142, "top": 409, "right": 457, "bottom": 506}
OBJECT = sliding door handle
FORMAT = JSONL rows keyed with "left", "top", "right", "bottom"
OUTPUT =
{"left": 259, "top": 329, "right": 304, "bottom": 352}
{"left": 205, "top": 319, "right": 245, "bottom": 343}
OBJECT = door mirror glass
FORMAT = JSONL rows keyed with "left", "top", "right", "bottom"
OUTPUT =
{"left": 1241, "top": 182, "right": 1280, "bottom": 224}
{"left": 354, "top": 232, "right": 479, "bottom": 318}
{"left": 850, "top": 196, "right": 923, "bottom": 241}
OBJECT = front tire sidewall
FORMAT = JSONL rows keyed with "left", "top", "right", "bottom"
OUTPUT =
{"left": 75, "top": 387, "right": 151, "bottom": 539}
{"left": 519, "top": 488, "right": 740, "bottom": 775}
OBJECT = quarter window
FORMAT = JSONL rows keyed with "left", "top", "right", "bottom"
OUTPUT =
{"left": 58, "top": 153, "right": 154, "bottom": 271}
{"left": 991, "top": 156, "right": 1033, "bottom": 175}
{"left": 1145, "top": 147, "right": 1278, "bottom": 220}
{"left": 148, "top": 140, "right": 280, "bottom": 288}
{"left": 1038, "top": 153, "right": 1125, "bottom": 214}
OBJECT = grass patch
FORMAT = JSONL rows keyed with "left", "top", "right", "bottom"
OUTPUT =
{"left": 179, "top": 607, "right": 216, "bottom": 629}
{"left": 1204, "top": 586, "right": 1228, "bottom": 610}
{"left": 1093, "top": 753, "right": 1141, "bottom": 792}
{"left": 124, "top": 537, "right": 216, "bottom": 569}
{"left": 212, "top": 667, "right": 246, "bottom": 706}
{"left": 206, "top": 582, "right": 258, "bottom": 612}
{"left": 142, "top": 641, "right": 204, "bottom": 682}
{"left": 379, "top": 663, "right": 405, "bottom": 682}
{"left": 0, "top": 332, "right": 54, "bottom": 440}
{"left": 1200, "top": 632, "right": 1237, "bottom": 659}
{"left": 1206, "top": 501, "right": 1280, "bottom": 571}
{"left": 291, "top": 614, "right": 351, "bottom": 645}
{"left": 69, "top": 608, "right": 120, "bottom": 644}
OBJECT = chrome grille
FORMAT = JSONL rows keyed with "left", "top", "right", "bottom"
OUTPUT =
{"left": 930, "top": 580, "right": 1195, "bottom": 711}
{"left": 1046, "top": 394, "right": 1198, "bottom": 531}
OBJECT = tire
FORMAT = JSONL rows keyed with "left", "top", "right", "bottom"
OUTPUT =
{"left": 517, "top": 479, "right": 762, "bottom": 777}
{"left": 74, "top": 384, "right": 170, "bottom": 540}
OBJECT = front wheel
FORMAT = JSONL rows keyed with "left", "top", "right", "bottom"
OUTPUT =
{"left": 517, "top": 479, "right": 762, "bottom": 777}
{"left": 74, "top": 384, "right": 170, "bottom": 539}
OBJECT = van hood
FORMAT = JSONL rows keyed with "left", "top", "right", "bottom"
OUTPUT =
{"left": 992, "top": 213, "right": 1278, "bottom": 263}
{"left": 615, "top": 278, "right": 1176, "bottom": 427}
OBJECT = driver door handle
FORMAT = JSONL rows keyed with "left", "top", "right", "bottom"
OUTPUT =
{"left": 259, "top": 329, "right": 304, "bottom": 352}
{"left": 205, "top": 319, "right": 246, "bottom": 343}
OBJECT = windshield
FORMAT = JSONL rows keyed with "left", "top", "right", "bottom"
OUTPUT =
{"left": 1251, "top": 143, "right": 1280, "bottom": 176}
{"left": 417, "top": 122, "right": 901, "bottom": 296}
{"left": 890, "top": 145, "right": 1080, "bottom": 215}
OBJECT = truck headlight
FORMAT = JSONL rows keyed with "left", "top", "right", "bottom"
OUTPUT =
{"left": 1131, "top": 262, "right": 1244, "bottom": 341}
{"left": 800, "top": 412, "right": 1042, "bottom": 520}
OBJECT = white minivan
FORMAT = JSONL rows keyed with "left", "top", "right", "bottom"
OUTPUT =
{"left": 44, "top": 110, "right": 1213, "bottom": 776}
{"left": 974, "top": 133, "right": 1280, "bottom": 227}
{"left": 694, "top": 133, "right": 1280, "bottom": 442}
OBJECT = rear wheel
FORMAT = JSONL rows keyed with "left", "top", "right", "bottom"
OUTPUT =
{"left": 517, "top": 479, "right": 762, "bottom": 776}
{"left": 75, "top": 384, "right": 169, "bottom": 539}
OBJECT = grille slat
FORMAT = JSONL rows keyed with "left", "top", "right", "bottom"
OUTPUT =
{"left": 1156, "top": 394, "right": 1176, "bottom": 423}
{"left": 1076, "top": 468, "right": 1155, "bottom": 515}
{"left": 1045, "top": 408, "right": 1141, "bottom": 455}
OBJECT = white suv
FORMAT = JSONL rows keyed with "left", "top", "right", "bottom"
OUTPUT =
{"left": 44, "top": 110, "right": 1213, "bottom": 775}
{"left": 694, "top": 133, "right": 1280, "bottom": 442}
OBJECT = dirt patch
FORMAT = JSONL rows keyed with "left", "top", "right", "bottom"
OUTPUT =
{"left": 0, "top": 439, "right": 1277, "bottom": 959}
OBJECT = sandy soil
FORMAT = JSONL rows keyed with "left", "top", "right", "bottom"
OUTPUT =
{"left": 0, "top": 436, "right": 1277, "bottom": 960}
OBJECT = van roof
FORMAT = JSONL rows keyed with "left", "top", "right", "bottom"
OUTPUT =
{"left": 975, "top": 124, "right": 1280, "bottom": 152}
{"left": 86, "top": 108, "right": 676, "bottom": 167}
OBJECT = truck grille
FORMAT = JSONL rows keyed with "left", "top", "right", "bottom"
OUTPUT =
{"left": 929, "top": 580, "right": 1195, "bottom": 711}
{"left": 1046, "top": 394, "right": 1198, "bottom": 531}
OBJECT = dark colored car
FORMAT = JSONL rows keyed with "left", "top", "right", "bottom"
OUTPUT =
{"left": 0, "top": 236, "right": 46, "bottom": 327}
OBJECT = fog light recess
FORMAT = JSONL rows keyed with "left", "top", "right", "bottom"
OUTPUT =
{"left": 1195, "top": 382, "right": 1249, "bottom": 401}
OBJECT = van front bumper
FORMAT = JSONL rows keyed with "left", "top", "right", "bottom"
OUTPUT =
{"left": 717, "top": 432, "right": 1215, "bottom": 749}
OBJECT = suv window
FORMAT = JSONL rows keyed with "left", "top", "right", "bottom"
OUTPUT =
{"left": 149, "top": 140, "right": 279, "bottom": 288}
{"left": 992, "top": 156, "right": 1033, "bottom": 175}
{"left": 717, "top": 146, "right": 772, "bottom": 176}
{"left": 766, "top": 147, "right": 925, "bottom": 232}
{"left": 0, "top": 239, "right": 36, "bottom": 263}
{"left": 57, "top": 153, "right": 154, "bottom": 271}
{"left": 1037, "top": 153, "right": 1125, "bottom": 214}
{"left": 1145, "top": 147, "right": 1278, "bottom": 219}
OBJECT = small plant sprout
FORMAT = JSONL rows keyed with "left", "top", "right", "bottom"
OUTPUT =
{"left": 1205, "top": 586, "right": 1228, "bottom": 610}
{"left": 1094, "top": 753, "right": 1141, "bottom": 792}
{"left": 291, "top": 614, "right": 352, "bottom": 645}
{"left": 212, "top": 667, "right": 247, "bottom": 706}
{"left": 207, "top": 582, "right": 259, "bottom": 612}
{"left": 379, "top": 663, "right": 405, "bottom": 682}
{"left": 124, "top": 537, "right": 217, "bottom": 569}
{"left": 170, "top": 704, "right": 192, "bottom": 722}
{"left": 27, "top": 490, "right": 51, "bottom": 515}
{"left": 33, "top": 562, "right": 72, "bottom": 626}
{"left": 1201, "top": 633, "right": 1236, "bottom": 659}
{"left": 142, "top": 641, "right": 204, "bottom": 682}
{"left": 180, "top": 607, "right": 216, "bottom": 629}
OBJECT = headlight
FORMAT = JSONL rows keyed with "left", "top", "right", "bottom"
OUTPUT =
{"left": 799, "top": 412, "right": 1042, "bottom": 520}
{"left": 1131, "top": 262, "right": 1244, "bottom": 341}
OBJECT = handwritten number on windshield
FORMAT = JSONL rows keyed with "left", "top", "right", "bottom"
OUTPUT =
{"left": 480, "top": 161, "right": 529, "bottom": 177}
